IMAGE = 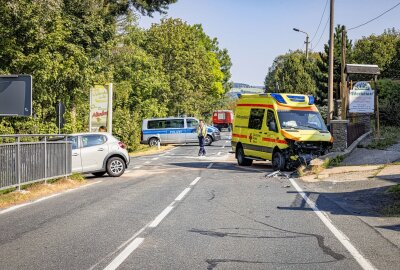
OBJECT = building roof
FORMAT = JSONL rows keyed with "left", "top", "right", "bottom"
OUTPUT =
{"left": 345, "top": 64, "right": 380, "bottom": 75}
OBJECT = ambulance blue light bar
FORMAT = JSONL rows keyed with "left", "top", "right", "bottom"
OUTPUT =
{"left": 270, "top": 93, "right": 287, "bottom": 104}
{"left": 308, "top": 95, "right": 315, "bottom": 105}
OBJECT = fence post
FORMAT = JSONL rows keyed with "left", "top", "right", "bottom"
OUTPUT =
{"left": 331, "top": 120, "right": 349, "bottom": 152}
{"left": 16, "top": 136, "right": 21, "bottom": 191}
{"left": 65, "top": 136, "right": 68, "bottom": 180}
{"left": 44, "top": 136, "right": 47, "bottom": 184}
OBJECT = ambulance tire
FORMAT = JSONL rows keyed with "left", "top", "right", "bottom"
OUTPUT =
{"left": 272, "top": 151, "right": 286, "bottom": 171}
{"left": 237, "top": 146, "right": 253, "bottom": 166}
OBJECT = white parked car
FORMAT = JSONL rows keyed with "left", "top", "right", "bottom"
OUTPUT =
{"left": 67, "top": 133, "right": 130, "bottom": 177}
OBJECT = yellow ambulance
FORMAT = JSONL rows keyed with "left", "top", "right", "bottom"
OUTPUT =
{"left": 231, "top": 93, "right": 333, "bottom": 170}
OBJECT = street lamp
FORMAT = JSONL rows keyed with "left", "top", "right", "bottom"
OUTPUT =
{"left": 293, "top": 28, "right": 310, "bottom": 60}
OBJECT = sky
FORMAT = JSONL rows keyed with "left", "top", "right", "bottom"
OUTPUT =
{"left": 138, "top": 0, "right": 400, "bottom": 86}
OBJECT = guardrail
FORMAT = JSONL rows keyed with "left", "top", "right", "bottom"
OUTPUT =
{"left": 0, "top": 135, "right": 72, "bottom": 191}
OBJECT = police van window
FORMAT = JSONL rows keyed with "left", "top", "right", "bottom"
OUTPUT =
{"left": 248, "top": 108, "right": 265, "bottom": 130}
{"left": 167, "top": 119, "right": 184, "bottom": 128}
{"left": 148, "top": 120, "right": 167, "bottom": 129}
{"left": 267, "top": 110, "right": 278, "bottom": 132}
{"left": 187, "top": 119, "right": 198, "bottom": 128}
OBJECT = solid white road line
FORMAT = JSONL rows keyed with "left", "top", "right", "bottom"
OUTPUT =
{"left": 207, "top": 163, "right": 214, "bottom": 169}
{"left": 0, "top": 181, "right": 102, "bottom": 215}
{"left": 175, "top": 188, "right": 191, "bottom": 201}
{"left": 289, "top": 178, "right": 377, "bottom": 270}
{"left": 190, "top": 177, "right": 201, "bottom": 186}
{"left": 149, "top": 205, "right": 174, "bottom": 228}
{"left": 133, "top": 166, "right": 141, "bottom": 169}
{"left": 103, "top": 238, "right": 145, "bottom": 270}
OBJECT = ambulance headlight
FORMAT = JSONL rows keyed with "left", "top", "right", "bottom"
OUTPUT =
{"left": 270, "top": 93, "right": 286, "bottom": 104}
{"left": 308, "top": 95, "right": 315, "bottom": 105}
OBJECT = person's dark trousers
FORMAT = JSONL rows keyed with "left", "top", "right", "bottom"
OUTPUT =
{"left": 198, "top": 136, "right": 206, "bottom": 155}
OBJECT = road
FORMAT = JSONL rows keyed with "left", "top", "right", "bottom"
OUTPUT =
{"left": 0, "top": 135, "right": 399, "bottom": 270}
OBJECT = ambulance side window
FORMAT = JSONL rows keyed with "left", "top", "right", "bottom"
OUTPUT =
{"left": 267, "top": 110, "right": 278, "bottom": 132}
{"left": 248, "top": 108, "right": 265, "bottom": 130}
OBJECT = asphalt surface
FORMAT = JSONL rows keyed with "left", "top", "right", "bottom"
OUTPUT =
{"left": 0, "top": 134, "right": 399, "bottom": 270}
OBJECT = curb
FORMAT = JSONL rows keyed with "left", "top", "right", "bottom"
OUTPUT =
{"left": 319, "top": 131, "right": 372, "bottom": 161}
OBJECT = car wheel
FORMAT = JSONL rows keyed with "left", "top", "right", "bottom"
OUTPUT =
{"left": 148, "top": 137, "right": 159, "bottom": 147}
{"left": 272, "top": 151, "right": 285, "bottom": 171}
{"left": 237, "top": 146, "right": 253, "bottom": 166}
{"left": 92, "top": 172, "right": 106, "bottom": 177}
{"left": 106, "top": 157, "right": 125, "bottom": 177}
{"left": 205, "top": 135, "right": 213, "bottom": 146}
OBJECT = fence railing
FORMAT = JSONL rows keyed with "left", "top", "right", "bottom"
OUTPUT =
{"left": 0, "top": 135, "right": 72, "bottom": 191}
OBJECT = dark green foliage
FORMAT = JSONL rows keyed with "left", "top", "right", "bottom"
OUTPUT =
{"left": 0, "top": 1, "right": 232, "bottom": 152}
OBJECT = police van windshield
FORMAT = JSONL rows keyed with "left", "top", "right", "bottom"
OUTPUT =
{"left": 277, "top": 110, "right": 327, "bottom": 131}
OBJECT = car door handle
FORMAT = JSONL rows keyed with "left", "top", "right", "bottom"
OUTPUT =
{"left": 72, "top": 153, "right": 79, "bottom": 156}
{"left": 97, "top": 148, "right": 104, "bottom": 151}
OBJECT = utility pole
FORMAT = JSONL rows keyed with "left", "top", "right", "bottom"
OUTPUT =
{"left": 293, "top": 28, "right": 310, "bottom": 60}
{"left": 341, "top": 25, "right": 347, "bottom": 120}
{"left": 327, "top": 0, "right": 335, "bottom": 124}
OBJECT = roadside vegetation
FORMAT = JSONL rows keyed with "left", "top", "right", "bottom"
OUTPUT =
{"left": 129, "top": 145, "right": 175, "bottom": 157}
{"left": 0, "top": 1, "right": 232, "bottom": 152}
{"left": 0, "top": 174, "right": 85, "bottom": 209}
{"left": 381, "top": 184, "right": 400, "bottom": 216}
{"left": 367, "top": 126, "right": 400, "bottom": 150}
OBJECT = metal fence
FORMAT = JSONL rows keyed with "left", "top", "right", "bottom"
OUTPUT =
{"left": 0, "top": 135, "right": 72, "bottom": 191}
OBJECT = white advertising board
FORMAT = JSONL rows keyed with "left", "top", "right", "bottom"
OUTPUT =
{"left": 349, "top": 89, "right": 374, "bottom": 113}
{"left": 89, "top": 84, "right": 113, "bottom": 132}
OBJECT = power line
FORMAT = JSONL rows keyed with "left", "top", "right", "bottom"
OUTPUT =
{"left": 310, "top": 0, "right": 329, "bottom": 43}
{"left": 348, "top": 1, "right": 400, "bottom": 31}
{"left": 312, "top": 16, "right": 329, "bottom": 50}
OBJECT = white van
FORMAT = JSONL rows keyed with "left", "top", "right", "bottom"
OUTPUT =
{"left": 141, "top": 117, "right": 221, "bottom": 146}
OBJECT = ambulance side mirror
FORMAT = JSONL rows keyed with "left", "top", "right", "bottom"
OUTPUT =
{"left": 269, "top": 121, "right": 277, "bottom": 132}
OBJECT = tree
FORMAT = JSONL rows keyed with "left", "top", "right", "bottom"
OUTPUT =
{"left": 144, "top": 18, "right": 225, "bottom": 117}
{"left": 353, "top": 28, "right": 400, "bottom": 78}
{"left": 264, "top": 50, "right": 319, "bottom": 96}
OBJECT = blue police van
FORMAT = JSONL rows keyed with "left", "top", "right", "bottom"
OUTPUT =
{"left": 141, "top": 117, "right": 221, "bottom": 146}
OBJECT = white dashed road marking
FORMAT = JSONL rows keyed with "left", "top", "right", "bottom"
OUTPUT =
{"left": 289, "top": 178, "right": 377, "bottom": 270}
{"left": 102, "top": 172, "right": 206, "bottom": 270}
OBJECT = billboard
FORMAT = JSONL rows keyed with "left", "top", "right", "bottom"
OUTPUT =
{"left": 349, "top": 82, "right": 374, "bottom": 113}
{"left": 89, "top": 84, "right": 113, "bottom": 133}
{"left": 0, "top": 75, "right": 32, "bottom": 116}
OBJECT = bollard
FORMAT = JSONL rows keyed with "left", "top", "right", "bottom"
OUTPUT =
{"left": 157, "top": 134, "right": 160, "bottom": 150}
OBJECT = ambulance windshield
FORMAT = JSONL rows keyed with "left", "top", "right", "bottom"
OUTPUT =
{"left": 277, "top": 111, "right": 327, "bottom": 131}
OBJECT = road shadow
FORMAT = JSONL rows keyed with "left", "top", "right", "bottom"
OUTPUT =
{"left": 168, "top": 161, "right": 274, "bottom": 173}
{"left": 277, "top": 185, "right": 399, "bottom": 220}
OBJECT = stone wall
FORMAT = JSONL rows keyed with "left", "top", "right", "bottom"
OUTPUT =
{"left": 331, "top": 120, "right": 349, "bottom": 152}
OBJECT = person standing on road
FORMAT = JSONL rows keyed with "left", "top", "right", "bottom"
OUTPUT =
{"left": 197, "top": 120, "right": 207, "bottom": 156}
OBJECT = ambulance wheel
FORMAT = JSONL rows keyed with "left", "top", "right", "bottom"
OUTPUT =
{"left": 148, "top": 137, "right": 159, "bottom": 147}
{"left": 205, "top": 135, "right": 213, "bottom": 146}
{"left": 272, "top": 151, "right": 285, "bottom": 171}
{"left": 237, "top": 146, "right": 253, "bottom": 166}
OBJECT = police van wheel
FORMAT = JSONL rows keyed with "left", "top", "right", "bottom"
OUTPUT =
{"left": 272, "top": 151, "right": 285, "bottom": 171}
{"left": 148, "top": 137, "right": 159, "bottom": 147}
{"left": 205, "top": 135, "right": 213, "bottom": 146}
{"left": 237, "top": 146, "right": 253, "bottom": 166}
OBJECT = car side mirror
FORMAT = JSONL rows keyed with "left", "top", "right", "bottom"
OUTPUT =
{"left": 269, "top": 121, "right": 277, "bottom": 132}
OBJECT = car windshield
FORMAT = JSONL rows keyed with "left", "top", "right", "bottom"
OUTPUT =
{"left": 277, "top": 110, "right": 327, "bottom": 131}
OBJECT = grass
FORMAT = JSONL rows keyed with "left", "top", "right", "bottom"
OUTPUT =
{"left": 0, "top": 174, "right": 86, "bottom": 209}
{"left": 129, "top": 144, "right": 175, "bottom": 157}
{"left": 380, "top": 184, "right": 400, "bottom": 216}
{"left": 322, "top": 155, "right": 344, "bottom": 168}
{"left": 367, "top": 126, "right": 400, "bottom": 150}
